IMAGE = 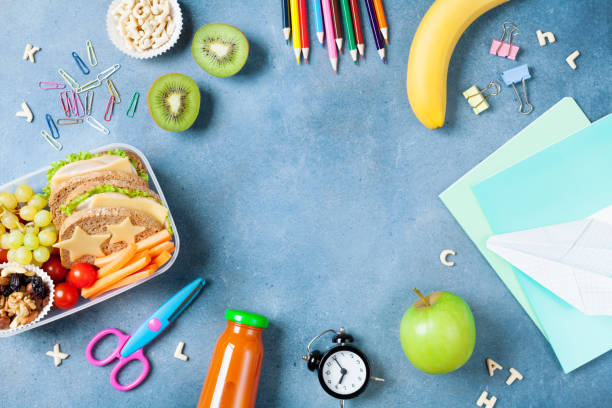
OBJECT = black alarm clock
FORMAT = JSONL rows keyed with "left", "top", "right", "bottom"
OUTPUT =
{"left": 302, "top": 327, "right": 384, "bottom": 407}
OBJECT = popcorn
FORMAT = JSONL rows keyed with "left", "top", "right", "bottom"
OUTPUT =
{"left": 112, "top": 0, "right": 174, "bottom": 52}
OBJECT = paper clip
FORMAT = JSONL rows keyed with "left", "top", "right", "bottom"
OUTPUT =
{"left": 86, "top": 115, "right": 110, "bottom": 135}
{"left": 74, "top": 92, "right": 85, "bottom": 118}
{"left": 45, "top": 114, "right": 59, "bottom": 139}
{"left": 126, "top": 92, "right": 139, "bottom": 118}
{"left": 58, "top": 69, "right": 80, "bottom": 90}
{"left": 104, "top": 96, "right": 115, "bottom": 121}
{"left": 41, "top": 130, "right": 63, "bottom": 151}
{"left": 38, "top": 81, "right": 66, "bottom": 90}
{"left": 86, "top": 40, "right": 97, "bottom": 66}
{"left": 500, "top": 64, "right": 533, "bottom": 115}
{"left": 75, "top": 64, "right": 120, "bottom": 93}
{"left": 85, "top": 91, "right": 94, "bottom": 116}
{"left": 106, "top": 79, "right": 121, "bottom": 103}
{"left": 69, "top": 92, "right": 78, "bottom": 116}
{"left": 59, "top": 91, "right": 71, "bottom": 117}
{"left": 490, "top": 21, "right": 520, "bottom": 60}
{"left": 72, "top": 51, "right": 90, "bottom": 75}
{"left": 462, "top": 81, "right": 501, "bottom": 114}
{"left": 56, "top": 118, "right": 83, "bottom": 125}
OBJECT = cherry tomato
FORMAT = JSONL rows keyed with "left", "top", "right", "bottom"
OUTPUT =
{"left": 54, "top": 282, "right": 79, "bottom": 309}
{"left": 67, "top": 263, "right": 97, "bottom": 289}
{"left": 0, "top": 248, "right": 8, "bottom": 263}
{"left": 42, "top": 255, "right": 68, "bottom": 283}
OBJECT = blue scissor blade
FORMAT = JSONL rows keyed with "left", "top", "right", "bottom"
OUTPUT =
{"left": 120, "top": 278, "right": 206, "bottom": 357}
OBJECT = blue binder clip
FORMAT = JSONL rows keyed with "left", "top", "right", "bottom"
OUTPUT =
{"left": 500, "top": 65, "right": 533, "bottom": 114}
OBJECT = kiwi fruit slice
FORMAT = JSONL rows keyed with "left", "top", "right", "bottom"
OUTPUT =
{"left": 192, "top": 23, "right": 249, "bottom": 78}
{"left": 147, "top": 73, "right": 201, "bottom": 132}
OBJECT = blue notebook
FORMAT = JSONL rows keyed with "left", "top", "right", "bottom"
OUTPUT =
{"left": 472, "top": 114, "right": 612, "bottom": 373}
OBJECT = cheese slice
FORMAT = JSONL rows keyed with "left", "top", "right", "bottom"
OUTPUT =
{"left": 76, "top": 193, "right": 168, "bottom": 225}
{"left": 50, "top": 155, "right": 137, "bottom": 192}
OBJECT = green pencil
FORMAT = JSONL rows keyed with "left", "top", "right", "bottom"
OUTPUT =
{"left": 339, "top": 0, "right": 357, "bottom": 63}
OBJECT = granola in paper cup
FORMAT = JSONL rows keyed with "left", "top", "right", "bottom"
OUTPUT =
{"left": 107, "top": 0, "right": 183, "bottom": 59}
{"left": 0, "top": 263, "right": 54, "bottom": 336}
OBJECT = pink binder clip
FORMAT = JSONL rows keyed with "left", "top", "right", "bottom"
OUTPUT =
{"left": 490, "top": 22, "right": 520, "bottom": 60}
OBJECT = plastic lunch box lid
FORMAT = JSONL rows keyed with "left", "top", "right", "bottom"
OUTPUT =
{"left": 225, "top": 309, "right": 269, "bottom": 328}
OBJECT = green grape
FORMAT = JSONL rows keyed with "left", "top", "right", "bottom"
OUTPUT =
{"left": 15, "top": 184, "right": 34, "bottom": 203}
{"left": 38, "top": 229, "right": 57, "bottom": 247}
{"left": 33, "top": 246, "right": 50, "bottom": 263}
{"left": 19, "top": 205, "right": 37, "bottom": 221}
{"left": 31, "top": 259, "right": 43, "bottom": 268}
{"left": 28, "top": 194, "right": 48, "bottom": 210}
{"left": 14, "top": 247, "right": 32, "bottom": 265}
{"left": 6, "top": 249, "right": 16, "bottom": 263}
{"left": 1, "top": 233, "right": 10, "bottom": 249}
{"left": 0, "top": 192, "right": 18, "bottom": 210}
{"left": 43, "top": 224, "right": 57, "bottom": 234}
{"left": 23, "top": 232, "right": 39, "bottom": 250}
{"left": 1, "top": 212, "right": 19, "bottom": 229}
{"left": 34, "top": 210, "right": 52, "bottom": 227}
{"left": 24, "top": 223, "right": 39, "bottom": 234}
{"left": 7, "top": 230, "right": 24, "bottom": 250}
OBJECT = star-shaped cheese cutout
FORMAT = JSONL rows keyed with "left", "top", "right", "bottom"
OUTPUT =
{"left": 107, "top": 217, "right": 146, "bottom": 245}
{"left": 46, "top": 343, "right": 69, "bottom": 367}
{"left": 54, "top": 226, "right": 110, "bottom": 261}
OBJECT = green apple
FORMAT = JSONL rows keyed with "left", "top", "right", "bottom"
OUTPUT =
{"left": 400, "top": 289, "right": 476, "bottom": 374}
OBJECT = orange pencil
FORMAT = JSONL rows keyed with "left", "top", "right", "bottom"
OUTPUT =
{"left": 373, "top": 0, "right": 388, "bottom": 44}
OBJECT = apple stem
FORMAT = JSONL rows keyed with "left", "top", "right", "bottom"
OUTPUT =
{"left": 413, "top": 288, "right": 430, "bottom": 306}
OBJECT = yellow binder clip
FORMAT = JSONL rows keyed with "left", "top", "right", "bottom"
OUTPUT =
{"left": 462, "top": 80, "right": 501, "bottom": 114}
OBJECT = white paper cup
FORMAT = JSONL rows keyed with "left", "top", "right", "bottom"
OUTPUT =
{"left": 107, "top": 0, "right": 183, "bottom": 59}
{"left": 0, "top": 263, "right": 54, "bottom": 335}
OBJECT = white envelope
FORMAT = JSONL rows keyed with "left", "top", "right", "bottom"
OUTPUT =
{"left": 486, "top": 205, "right": 612, "bottom": 316}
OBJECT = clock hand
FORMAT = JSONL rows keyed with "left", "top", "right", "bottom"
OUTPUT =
{"left": 339, "top": 369, "right": 347, "bottom": 384}
{"left": 333, "top": 357, "right": 345, "bottom": 370}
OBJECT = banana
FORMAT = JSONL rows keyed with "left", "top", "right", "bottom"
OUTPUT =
{"left": 406, "top": 0, "right": 510, "bottom": 129}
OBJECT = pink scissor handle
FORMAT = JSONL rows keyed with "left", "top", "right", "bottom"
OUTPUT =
{"left": 109, "top": 348, "right": 150, "bottom": 391}
{"left": 86, "top": 328, "right": 129, "bottom": 366}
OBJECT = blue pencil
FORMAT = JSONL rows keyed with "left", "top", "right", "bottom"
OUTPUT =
{"left": 312, "top": 0, "right": 324, "bottom": 46}
{"left": 282, "top": 0, "right": 291, "bottom": 43}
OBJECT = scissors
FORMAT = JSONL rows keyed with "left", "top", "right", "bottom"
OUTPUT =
{"left": 85, "top": 278, "right": 205, "bottom": 391}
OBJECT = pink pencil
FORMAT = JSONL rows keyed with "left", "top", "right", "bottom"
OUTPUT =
{"left": 321, "top": 0, "right": 338, "bottom": 73}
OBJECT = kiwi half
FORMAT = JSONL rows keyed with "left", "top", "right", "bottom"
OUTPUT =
{"left": 147, "top": 73, "right": 201, "bottom": 132}
{"left": 192, "top": 23, "right": 249, "bottom": 78}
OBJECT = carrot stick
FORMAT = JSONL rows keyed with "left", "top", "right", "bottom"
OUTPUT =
{"left": 94, "top": 251, "right": 123, "bottom": 268}
{"left": 96, "top": 244, "right": 137, "bottom": 279}
{"left": 91, "top": 266, "right": 158, "bottom": 298}
{"left": 135, "top": 230, "right": 171, "bottom": 252}
{"left": 152, "top": 250, "right": 171, "bottom": 267}
{"left": 147, "top": 241, "right": 175, "bottom": 258}
{"left": 82, "top": 255, "right": 150, "bottom": 299}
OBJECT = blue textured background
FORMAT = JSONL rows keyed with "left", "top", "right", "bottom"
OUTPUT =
{"left": 1, "top": 0, "right": 611, "bottom": 407}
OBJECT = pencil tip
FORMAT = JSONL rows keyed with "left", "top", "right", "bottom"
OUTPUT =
{"left": 305, "top": 58, "right": 308, "bottom": 64}
{"left": 297, "top": 58, "right": 300, "bottom": 65}
{"left": 385, "top": 39, "right": 389, "bottom": 45}
{"left": 353, "top": 61, "right": 357, "bottom": 65}
{"left": 382, "top": 57, "right": 386, "bottom": 64}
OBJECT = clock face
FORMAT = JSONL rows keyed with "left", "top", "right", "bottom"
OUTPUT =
{"left": 318, "top": 346, "right": 370, "bottom": 399}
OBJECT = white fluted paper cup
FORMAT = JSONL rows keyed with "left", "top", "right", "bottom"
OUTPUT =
{"left": 0, "top": 263, "right": 54, "bottom": 335}
{"left": 107, "top": 0, "right": 183, "bottom": 59}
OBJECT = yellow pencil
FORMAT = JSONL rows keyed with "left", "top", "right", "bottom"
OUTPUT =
{"left": 290, "top": 0, "right": 302, "bottom": 64}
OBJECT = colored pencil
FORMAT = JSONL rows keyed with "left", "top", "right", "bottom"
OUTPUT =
{"left": 290, "top": 0, "right": 302, "bottom": 64}
{"left": 339, "top": 0, "right": 357, "bottom": 63}
{"left": 298, "top": 0, "right": 310, "bottom": 63}
{"left": 321, "top": 0, "right": 339, "bottom": 73}
{"left": 329, "top": 0, "right": 343, "bottom": 53}
{"left": 282, "top": 0, "right": 291, "bottom": 43}
{"left": 349, "top": 0, "right": 365, "bottom": 57}
{"left": 312, "top": 0, "right": 324, "bottom": 46}
{"left": 373, "top": 0, "right": 389, "bottom": 44}
{"left": 364, "top": 0, "right": 385, "bottom": 63}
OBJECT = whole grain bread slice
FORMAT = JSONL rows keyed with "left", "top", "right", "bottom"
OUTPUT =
{"left": 49, "top": 171, "right": 150, "bottom": 228}
{"left": 57, "top": 207, "right": 163, "bottom": 268}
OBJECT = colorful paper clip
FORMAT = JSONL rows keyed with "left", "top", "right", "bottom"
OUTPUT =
{"left": 72, "top": 51, "right": 90, "bottom": 75}
{"left": 85, "top": 91, "right": 94, "bottom": 116}
{"left": 490, "top": 22, "right": 520, "bottom": 60}
{"left": 86, "top": 115, "right": 110, "bottom": 135}
{"left": 60, "top": 91, "right": 71, "bottom": 117}
{"left": 126, "top": 92, "right": 139, "bottom": 118}
{"left": 58, "top": 69, "right": 80, "bottom": 91}
{"left": 107, "top": 79, "right": 121, "bottom": 103}
{"left": 38, "top": 81, "right": 66, "bottom": 90}
{"left": 500, "top": 64, "right": 533, "bottom": 114}
{"left": 104, "top": 96, "right": 115, "bottom": 121}
{"left": 76, "top": 64, "right": 120, "bottom": 93}
{"left": 45, "top": 114, "right": 59, "bottom": 139}
{"left": 86, "top": 40, "right": 98, "bottom": 66}
{"left": 41, "top": 130, "right": 63, "bottom": 151}
{"left": 74, "top": 92, "right": 85, "bottom": 117}
{"left": 56, "top": 118, "right": 83, "bottom": 125}
{"left": 462, "top": 81, "right": 501, "bottom": 114}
